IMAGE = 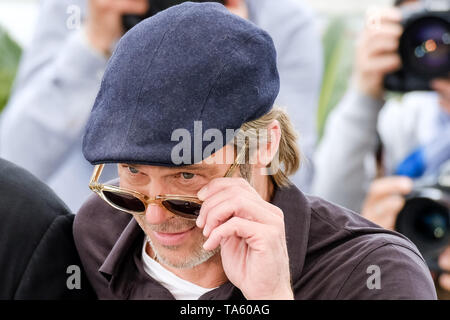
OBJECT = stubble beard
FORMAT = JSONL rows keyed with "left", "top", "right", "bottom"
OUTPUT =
{"left": 146, "top": 235, "right": 220, "bottom": 269}
{"left": 136, "top": 216, "right": 220, "bottom": 269}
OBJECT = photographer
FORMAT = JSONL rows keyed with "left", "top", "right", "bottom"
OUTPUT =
{"left": 312, "top": 1, "right": 450, "bottom": 295}
{"left": 0, "top": 0, "right": 322, "bottom": 212}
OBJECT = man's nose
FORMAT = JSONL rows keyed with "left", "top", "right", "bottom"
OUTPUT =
{"left": 144, "top": 202, "right": 173, "bottom": 226}
{"left": 143, "top": 182, "right": 173, "bottom": 225}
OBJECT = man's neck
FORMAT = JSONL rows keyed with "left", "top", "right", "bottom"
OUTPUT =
{"left": 254, "top": 170, "right": 275, "bottom": 202}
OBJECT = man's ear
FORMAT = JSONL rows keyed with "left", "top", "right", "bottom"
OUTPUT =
{"left": 255, "top": 120, "right": 282, "bottom": 168}
{"left": 223, "top": 0, "right": 248, "bottom": 19}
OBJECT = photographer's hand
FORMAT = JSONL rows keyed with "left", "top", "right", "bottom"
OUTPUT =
{"left": 354, "top": 7, "right": 403, "bottom": 99}
{"left": 85, "top": 0, "right": 149, "bottom": 56}
{"left": 361, "top": 176, "right": 414, "bottom": 230}
{"left": 196, "top": 178, "right": 293, "bottom": 300}
{"left": 224, "top": 0, "right": 248, "bottom": 19}
{"left": 431, "top": 78, "right": 450, "bottom": 114}
{"left": 438, "top": 246, "right": 450, "bottom": 291}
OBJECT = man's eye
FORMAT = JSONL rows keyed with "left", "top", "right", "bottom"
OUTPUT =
{"left": 128, "top": 166, "right": 139, "bottom": 174}
{"left": 181, "top": 172, "right": 195, "bottom": 180}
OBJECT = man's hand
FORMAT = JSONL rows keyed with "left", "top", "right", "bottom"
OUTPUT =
{"left": 196, "top": 178, "right": 293, "bottom": 300}
{"left": 85, "top": 0, "right": 148, "bottom": 56}
{"left": 438, "top": 246, "right": 450, "bottom": 291}
{"left": 361, "top": 176, "right": 414, "bottom": 230}
{"left": 431, "top": 78, "right": 450, "bottom": 114}
{"left": 354, "top": 7, "right": 403, "bottom": 99}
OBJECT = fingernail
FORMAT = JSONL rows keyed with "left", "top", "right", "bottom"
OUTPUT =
{"left": 196, "top": 217, "right": 202, "bottom": 228}
{"left": 203, "top": 240, "right": 211, "bottom": 251}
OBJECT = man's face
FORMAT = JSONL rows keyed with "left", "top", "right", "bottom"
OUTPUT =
{"left": 118, "top": 146, "right": 235, "bottom": 268}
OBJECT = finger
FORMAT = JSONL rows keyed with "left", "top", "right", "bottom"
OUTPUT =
{"left": 438, "top": 273, "right": 450, "bottom": 292}
{"left": 112, "top": 0, "right": 149, "bottom": 14}
{"left": 202, "top": 196, "right": 282, "bottom": 238}
{"left": 364, "top": 54, "right": 402, "bottom": 74}
{"left": 432, "top": 82, "right": 450, "bottom": 112}
{"left": 367, "top": 176, "right": 413, "bottom": 200}
{"left": 370, "top": 195, "right": 404, "bottom": 230}
{"left": 365, "top": 22, "right": 403, "bottom": 39}
{"left": 198, "top": 177, "right": 258, "bottom": 201}
{"left": 365, "top": 35, "right": 400, "bottom": 56}
{"left": 431, "top": 78, "right": 450, "bottom": 91}
{"left": 365, "top": 10, "right": 403, "bottom": 35}
{"left": 365, "top": 7, "right": 402, "bottom": 29}
{"left": 432, "top": 79, "right": 450, "bottom": 98}
{"left": 437, "top": 90, "right": 450, "bottom": 103}
{"left": 225, "top": 0, "right": 242, "bottom": 8}
{"left": 376, "top": 7, "right": 403, "bottom": 24}
{"left": 438, "top": 97, "right": 450, "bottom": 114}
{"left": 197, "top": 185, "right": 260, "bottom": 228}
{"left": 203, "top": 216, "right": 271, "bottom": 251}
{"left": 438, "top": 246, "right": 450, "bottom": 272}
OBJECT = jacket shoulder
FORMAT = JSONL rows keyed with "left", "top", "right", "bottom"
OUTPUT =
{"left": 298, "top": 195, "right": 436, "bottom": 299}
{"left": 0, "top": 158, "right": 94, "bottom": 299}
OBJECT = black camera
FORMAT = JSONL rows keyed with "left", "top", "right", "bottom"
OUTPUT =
{"left": 384, "top": 1, "right": 450, "bottom": 92}
{"left": 122, "top": 0, "right": 226, "bottom": 32}
{"left": 395, "top": 164, "right": 450, "bottom": 271}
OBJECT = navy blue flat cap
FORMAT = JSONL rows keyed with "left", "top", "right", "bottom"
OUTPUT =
{"left": 82, "top": 1, "right": 279, "bottom": 166}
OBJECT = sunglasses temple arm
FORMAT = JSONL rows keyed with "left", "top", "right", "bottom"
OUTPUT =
{"left": 224, "top": 144, "right": 247, "bottom": 178}
{"left": 90, "top": 164, "right": 105, "bottom": 186}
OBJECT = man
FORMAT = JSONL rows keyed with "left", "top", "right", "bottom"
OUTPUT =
{"left": 74, "top": 2, "right": 436, "bottom": 299}
{"left": 0, "top": 0, "right": 321, "bottom": 213}
{"left": 0, "top": 158, "right": 94, "bottom": 299}
{"left": 312, "top": 1, "right": 450, "bottom": 295}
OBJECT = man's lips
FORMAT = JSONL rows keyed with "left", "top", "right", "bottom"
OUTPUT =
{"left": 152, "top": 226, "right": 196, "bottom": 246}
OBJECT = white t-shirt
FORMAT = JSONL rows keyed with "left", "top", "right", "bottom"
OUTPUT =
{"left": 141, "top": 239, "right": 216, "bottom": 300}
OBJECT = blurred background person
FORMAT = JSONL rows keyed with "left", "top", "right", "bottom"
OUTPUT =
{"left": 0, "top": 0, "right": 322, "bottom": 213}
{"left": 312, "top": 0, "right": 450, "bottom": 296}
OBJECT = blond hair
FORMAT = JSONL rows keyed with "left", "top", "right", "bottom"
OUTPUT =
{"left": 234, "top": 107, "right": 301, "bottom": 188}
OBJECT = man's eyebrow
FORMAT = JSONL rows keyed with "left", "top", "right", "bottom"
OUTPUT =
{"left": 122, "top": 163, "right": 217, "bottom": 172}
{"left": 177, "top": 164, "right": 215, "bottom": 172}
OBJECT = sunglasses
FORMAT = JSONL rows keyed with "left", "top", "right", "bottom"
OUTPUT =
{"left": 88, "top": 145, "right": 246, "bottom": 220}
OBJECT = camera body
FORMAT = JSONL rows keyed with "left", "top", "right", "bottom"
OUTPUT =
{"left": 384, "top": 3, "right": 450, "bottom": 92}
{"left": 395, "top": 171, "right": 450, "bottom": 271}
{"left": 122, "top": 0, "right": 226, "bottom": 31}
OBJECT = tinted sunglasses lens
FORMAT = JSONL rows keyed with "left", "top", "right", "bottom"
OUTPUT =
{"left": 162, "top": 199, "right": 201, "bottom": 219}
{"left": 103, "top": 190, "right": 146, "bottom": 213}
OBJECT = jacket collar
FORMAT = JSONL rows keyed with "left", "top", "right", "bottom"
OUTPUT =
{"left": 271, "top": 183, "right": 311, "bottom": 283}
{"left": 98, "top": 216, "right": 141, "bottom": 279}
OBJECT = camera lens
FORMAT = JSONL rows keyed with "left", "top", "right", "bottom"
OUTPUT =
{"left": 401, "top": 16, "right": 450, "bottom": 76}
{"left": 415, "top": 209, "right": 449, "bottom": 240}
{"left": 396, "top": 196, "right": 450, "bottom": 268}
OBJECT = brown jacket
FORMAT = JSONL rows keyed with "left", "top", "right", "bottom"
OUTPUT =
{"left": 73, "top": 184, "right": 437, "bottom": 299}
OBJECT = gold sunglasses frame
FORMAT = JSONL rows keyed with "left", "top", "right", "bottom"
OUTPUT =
{"left": 88, "top": 144, "right": 247, "bottom": 219}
